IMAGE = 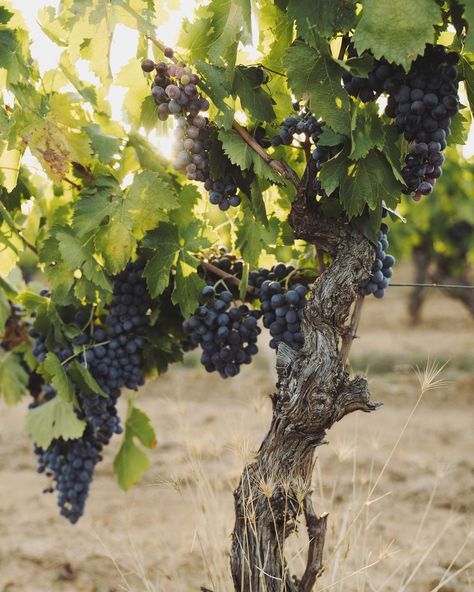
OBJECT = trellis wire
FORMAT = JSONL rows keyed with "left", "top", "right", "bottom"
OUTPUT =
{"left": 389, "top": 282, "right": 474, "bottom": 289}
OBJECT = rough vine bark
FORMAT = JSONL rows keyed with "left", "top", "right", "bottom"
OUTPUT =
{"left": 229, "top": 194, "right": 380, "bottom": 591}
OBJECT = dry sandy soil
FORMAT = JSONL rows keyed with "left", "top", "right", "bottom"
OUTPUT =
{"left": 0, "top": 267, "right": 473, "bottom": 592}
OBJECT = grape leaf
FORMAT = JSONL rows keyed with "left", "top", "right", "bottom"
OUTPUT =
{"left": 339, "top": 150, "right": 404, "bottom": 218}
{"left": 232, "top": 66, "right": 276, "bottom": 121}
{"left": 0, "top": 286, "right": 10, "bottom": 329}
{"left": 26, "top": 395, "right": 86, "bottom": 449}
{"left": 319, "top": 147, "right": 351, "bottom": 196}
{"left": 218, "top": 128, "right": 254, "bottom": 170}
{"left": 114, "top": 406, "right": 157, "bottom": 491}
{"left": 126, "top": 171, "right": 179, "bottom": 237}
{"left": 288, "top": 0, "right": 356, "bottom": 40}
{"left": 42, "top": 352, "right": 75, "bottom": 402}
{"left": 143, "top": 224, "right": 180, "bottom": 298}
{"left": 236, "top": 207, "right": 279, "bottom": 267}
{"left": 195, "top": 61, "right": 235, "bottom": 128}
{"left": 284, "top": 40, "right": 351, "bottom": 134}
{"left": 207, "top": 0, "right": 252, "bottom": 66}
{"left": 449, "top": 107, "right": 471, "bottom": 146}
{"left": 460, "top": 55, "right": 474, "bottom": 117}
{"left": 350, "top": 102, "right": 385, "bottom": 160}
{"left": 318, "top": 126, "right": 347, "bottom": 147}
{"left": 352, "top": 0, "right": 441, "bottom": 71}
{"left": 0, "top": 351, "right": 28, "bottom": 405}
{"left": 84, "top": 124, "right": 121, "bottom": 163}
{"left": 68, "top": 361, "right": 106, "bottom": 397}
{"left": 218, "top": 129, "right": 282, "bottom": 183}
{"left": 462, "top": 1, "right": 474, "bottom": 53}
{"left": 173, "top": 251, "right": 206, "bottom": 318}
{"left": 95, "top": 220, "right": 136, "bottom": 274}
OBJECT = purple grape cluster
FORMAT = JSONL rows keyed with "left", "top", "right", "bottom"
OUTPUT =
{"left": 271, "top": 104, "right": 323, "bottom": 148}
{"left": 204, "top": 176, "right": 241, "bottom": 210}
{"left": 259, "top": 280, "right": 308, "bottom": 350}
{"left": 342, "top": 45, "right": 459, "bottom": 201}
{"left": 142, "top": 53, "right": 243, "bottom": 210}
{"left": 342, "top": 49, "right": 399, "bottom": 103}
{"left": 360, "top": 223, "right": 395, "bottom": 298}
{"left": 271, "top": 105, "right": 342, "bottom": 199}
{"left": 182, "top": 286, "right": 261, "bottom": 378}
{"left": 31, "top": 260, "right": 151, "bottom": 523}
{"left": 384, "top": 45, "right": 459, "bottom": 200}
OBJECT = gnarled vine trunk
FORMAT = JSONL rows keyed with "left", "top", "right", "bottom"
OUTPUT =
{"left": 230, "top": 199, "right": 380, "bottom": 592}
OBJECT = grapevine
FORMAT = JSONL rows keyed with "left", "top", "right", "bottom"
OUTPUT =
{"left": 0, "top": 3, "right": 473, "bottom": 590}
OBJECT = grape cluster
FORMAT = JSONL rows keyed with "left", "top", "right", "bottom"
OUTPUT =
{"left": 342, "top": 45, "right": 459, "bottom": 200}
{"left": 342, "top": 51, "right": 400, "bottom": 103}
{"left": 142, "top": 51, "right": 209, "bottom": 122}
{"left": 385, "top": 45, "right": 459, "bottom": 200}
{"left": 141, "top": 53, "right": 211, "bottom": 183}
{"left": 204, "top": 175, "right": 241, "bottom": 210}
{"left": 249, "top": 262, "right": 295, "bottom": 289}
{"left": 34, "top": 420, "right": 102, "bottom": 524}
{"left": 271, "top": 104, "right": 323, "bottom": 148}
{"left": 182, "top": 286, "right": 261, "bottom": 378}
{"left": 143, "top": 52, "right": 244, "bottom": 211}
{"left": 271, "top": 105, "right": 343, "bottom": 199}
{"left": 259, "top": 280, "right": 308, "bottom": 351}
{"left": 198, "top": 248, "right": 245, "bottom": 299}
{"left": 360, "top": 223, "right": 395, "bottom": 299}
{"left": 31, "top": 260, "right": 151, "bottom": 523}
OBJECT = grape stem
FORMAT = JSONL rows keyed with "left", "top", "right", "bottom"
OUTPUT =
{"left": 232, "top": 121, "right": 300, "bottom": 187}
{"left": 199, "top": 259, "right": 259, "bottom": 296}
{"left": 340, "top": 294, "right": 365, "bottom": 367}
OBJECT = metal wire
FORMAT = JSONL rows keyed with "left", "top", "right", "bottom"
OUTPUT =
{"left": 389, "top": 282, "right": 474, "bottom": 289}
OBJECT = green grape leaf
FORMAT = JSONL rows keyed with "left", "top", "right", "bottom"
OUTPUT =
{"left": 319, "top": 146, "right": 351, "bottom": 196}
{"left": 26, "top": 395, "right": 86, "bottom": 449}
{"left": 350, "top": 102, "right": 385, "bottom": 160}
{"left": 218, "top": 129, "right": 282, "bottom": 183}
{"left": 42, "top": 352, "right": 75, "bottom": 402}
{"left": 460, "top": 55, "right": 474, "bottom": 117}
{"left": 0, "top": 286, "right": 10, "bottom": 329}
{"left": 235, "top": 207, "right": 279, "bottom": 267}
{"left": 95, "top": 220, "right": 136, "bottom": 274}
{"left": 0, "top": 6, "right": 13, "bottom": 25}
{"left": 449, "top": 107, "right": 471, "bottom": 146}
{"left": 339, "top": 150, "right": 404, "bottom": 218}
{"left": 173, "top": 251, "right": 206, "bottom": 319}
{"left": 126, "top": 171, "right": 179, "bottom": 237}
{"left": 0, "top": 351, "right": 28, "bottom": 405}
{"left": 196, "top": 60, "right": 234, "bottom": 129}
{"left": 352, "top": 0, "right": 441, "bottom": 71}
{"left": 143, "top": 224, "right": 180, "bottom": 298}
{"left": 288, "top": 0, "right": 356, "bottom": 40}
{"left": 207, "top": 0, "right": 252, "bottom": 66}
{"left": 114, "top": 406, "right": 157, "bottom": 491}
{"left": 232, "top": 66, "right": 276, "bottom": 121}
{"left": 218, "top": 128, "right": 254, "bottom": 170}
{"left": 463, "top": 1, "right": 474, "bottom": 53}
{"left": 69, "top": 360, "right": 106, "bottom": 397}
{"left": 56, "top": 230, "right": 89, "bottom": 270}
{"left": 84, "top": 124, "right": 121, "bottom": 163}
{"left": 284, "top": 40, "right": 351, "bottom": 134}
{"left": 318, "top": 127, "right": 347, "bottom": 147}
